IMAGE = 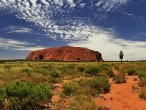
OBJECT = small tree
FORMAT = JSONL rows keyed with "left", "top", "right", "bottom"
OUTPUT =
{"left": 119, "top": 50, "right": 124, "bottom": 64}
{"left": 96, "top": 53, "right": 101, "bottom": 64}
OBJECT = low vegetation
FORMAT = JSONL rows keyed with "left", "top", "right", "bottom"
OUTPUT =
{"left": 126, "top": 68, "right": 136, "bottom": 75}
{"left": 63, "top": 81, "right": 79, "bottom": 96}
{"left": 85, "top": 65, "right": 101, "bottom": 76}
{"left": 0, "top": 61, "right": 146, "bottom": 109}
{"left": 114, "top": 72, "right": 127, "bottom": 84}
{"left": 70, "top": 94, "right": 98, "bottom": 110}
{"left": 0, "top": 82, "right": 53, "bottom": 110}
{"left": 138, "top": 70, "right": 146, "bottom": 100}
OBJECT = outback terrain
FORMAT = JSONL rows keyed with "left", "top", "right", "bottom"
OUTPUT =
{"left": 0, "top": 61, "right": 146, "bottom": 110}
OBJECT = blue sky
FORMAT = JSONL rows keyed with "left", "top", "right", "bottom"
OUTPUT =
{"left": 0, "top": 0, "right": 146, "bottom": 60}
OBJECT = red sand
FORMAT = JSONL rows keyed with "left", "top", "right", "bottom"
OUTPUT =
{"left": 96, "top": 75, "right": 146, "bottom": 110}
{"left": 51, "top": 70, "right": 146, "bottom": 110}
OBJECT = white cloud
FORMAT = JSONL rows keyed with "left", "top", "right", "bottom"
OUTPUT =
{"left": 15, "top": 46, "right": 46, "bottom": 51}
{"left": 2, "top": 0, "right": 145, "bottom": 61}
{"left": 123, "top": 12, "right": 144, "bottom": 23}
{"left": 95, "top": 0, "right": 130, "bottom": 11}
{"left": 0, "top": 37, "right": 46, "bottom": 51}
{"left": 66, "top": 0, "right": 76, "bottom": 7}
{"left": 68, "top": 27, "right": 146, "bottom": 61}
{"left": 54, "top": 0, "right": 64, "bottom": 7}
{"left": 1, "top": 26, "right": 33, "bottom": 34}
{"left": 0, "top": 0, "right": 130, "bottom": 40}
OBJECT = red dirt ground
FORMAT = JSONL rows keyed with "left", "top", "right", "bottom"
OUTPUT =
{"left": 96, "top": 75, "right": 146, "bottom": 110}
{"left": 51, "top": 68, "right": 146, "bottom": 110}
{"left": 51, "top": 80, "right": 71, "bottom": 110}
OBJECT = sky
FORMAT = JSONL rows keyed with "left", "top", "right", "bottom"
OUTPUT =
{"left": 0, "top": 0, "right": 146, "bottom": 61}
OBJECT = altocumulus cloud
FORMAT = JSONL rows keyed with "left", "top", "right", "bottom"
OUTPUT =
{"left": 1, "top": 0, "right": 146, "bottom": 60}
{"left": 0, "top": 0, "right": 130, "bottom": 40}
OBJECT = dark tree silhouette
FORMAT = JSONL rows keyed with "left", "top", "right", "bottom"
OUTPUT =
{"left": 96, "top": 53, "right": 102, "bottom": 64}
{"left": 119, "top": 50, "right": 124, "bottom": 64}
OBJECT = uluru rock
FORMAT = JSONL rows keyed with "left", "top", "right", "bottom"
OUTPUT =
{"left": 26, "top": 46, "right": 103, "bottom": 61}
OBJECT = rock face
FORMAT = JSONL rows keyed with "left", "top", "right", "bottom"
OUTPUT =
{"left": 26, "top": 46, "right": 103, "bottom": 61}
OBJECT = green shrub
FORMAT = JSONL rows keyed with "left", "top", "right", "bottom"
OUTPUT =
{"left": 67, "top": 64, "right": 76, "bottom": 69}
{"left": 6, "top": 82, "right": 33, "bottom": 97}
{"left": 139, "top": 70, "right": 146, "bottom": 78}
{"left": 106, "top": 69, "right": 114, "bottom": 77}
{"left": 99, "top": 64, "right": 110, "bottom": 71}
{"left": 49, "top": 77, "right": 61, "bottom": 83}
{"left": 0, "top": 87, "right": 6, "bottom": 108}
{"left": 41, "top": 65, "right": 53, "bottom": 70}
{"left": 29, "top": 83, "right": 53, "bottom": 104}
{"left": 89, "top": 77, "right": 110, "bottom": 93}
{"left": 59, "top": 65, "right": 74, "bottom": 75}
{"left": 21, "top": 68, "right": 33, "bottom": 74}
{"left": 9, "top": 97, "right": 23, "bottom": 110}
{"left": 70, "top": 94, "right": 97, "bottom": 110}
{"left": 0, "top": 82, "right": 53, "bottom": 110}
{"left": 85, "top": 66, "right": 100, "bottom": 76}
{"left": 78, "top": 77, "right": 110, "bottom": 95}
{"left": 63, "top": 81, "right": 79, "bottom": 96}
{"left": 139, "top": 77, "right": 146, "bottom": 87}
{"left": 138, "top": 70, "right": 146, "bottom": 86}
{"left": 77, "top": 66, "right": 85, "bottom": 72}
{"left": 48, "top": 70, "right": 61, "bottom": 83}
{"left": 126, "top": 68, "right": 136, "bottom": 75}
{"left": 114, "top": 73, "right": 126, "bottom": 84}
{"left": 49, "top": 70, "right": 60, "bottom": 78}
{"left": 33, "top": 68, "right": 49, "bottom": 75}
{"left": 139, "top": 86, "right": 146, "bottom": 100}
{"left": 77, "top": 78, "right": 97, "bottom": 96}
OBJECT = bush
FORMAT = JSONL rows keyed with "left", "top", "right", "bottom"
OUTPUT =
{"left": 21, "top": 68, "right": 33, "bottom": 74}
{"left": 77, "top": 66, "right": 85, "bottom": 72}
{"left": 0, "top": 87, "right": 6, "bottom": 108}
{"left": 49, "top": 77, "right": 61, "bottom": 83}
{"left": 114, "top": 73, "right": 126, "bottom": 84}
{"left": 138, "top": 70, "right": 146, "bottom": 86}
{"left": 0, "top": 82, "right": 53, "bottom": 110}
{"left": 70, "top": 94, "right": 97, "bottom": 110}
{"left": 6, "top": 82, "right": 33, "bottom": 97}
{"left": 106, "top": 69, "right": 114, "bottom": 77}
{"left": 98, "top": 64, "right": 110, "bottom": 72}
{"left": 49, "top": 70, "right": 60, "bottom": 78}
{"left": 139, "top": 70, "right": 146, "bottom": 78}
{"left": 126, "top": 68, "right": 136, "bottom": 75}
{"left": 59, "top": 64, "right": 76, "bottom": 75}
{"left": 139, "top": 86, "right": 146, "bottom": 100}
{"left": 78, "top": 77, "right": 110, "bottom": 95}
{"left": 89, "top": 77, "right": 110, "bottom": 93}
{"left": 67, "top": 64, "right": 76, "bottom": 69}
{"left": 63, "top": 81, "right": 79, "bottom": 96}
{"left": 48, "top": 70, "right": 61, "bottom": 83}
{"left": 28, "top": 83, "right": 53, "bottom": 107}
{"left": 77, "top": 78, "right": 98, "bottom": 96}
{"left": 85, "top": 66, "right": 100, "bottom": 76}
